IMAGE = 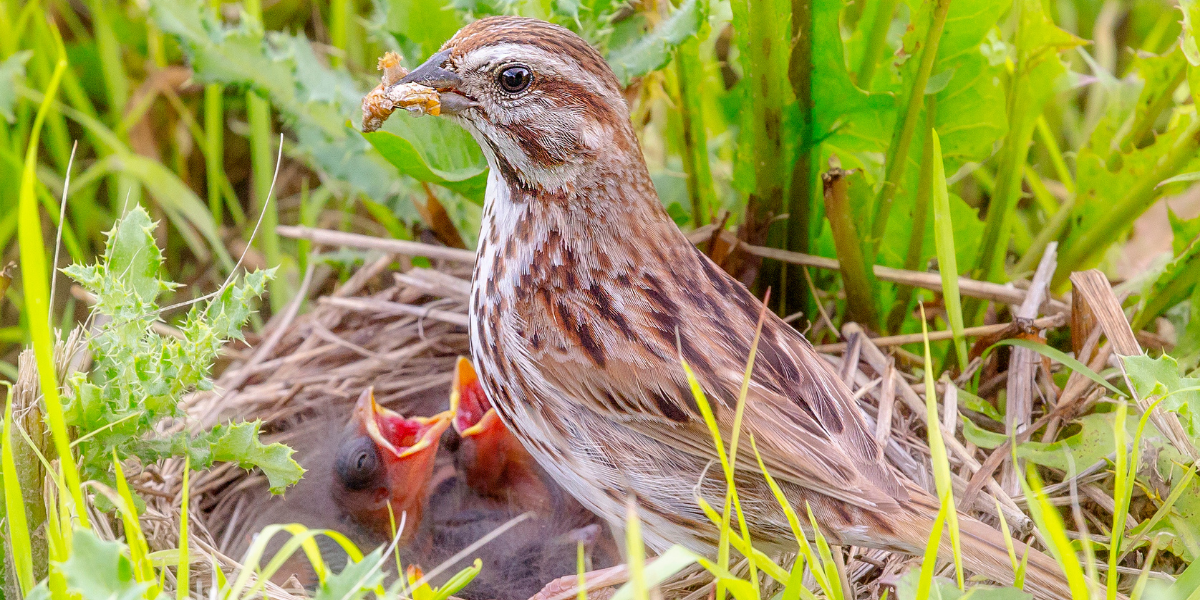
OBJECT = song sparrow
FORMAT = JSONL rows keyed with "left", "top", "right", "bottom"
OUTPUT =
{"left": 388, "top": 16, "right": 1072, "bottom": 599}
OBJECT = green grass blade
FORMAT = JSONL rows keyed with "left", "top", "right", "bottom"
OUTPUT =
{"left": 915, "top": 489, "right": 952, "bottom": 600}
{"left": 929, "top": 130, "right": 968, "bottom": 370}
{"left": 1109, "top": 400, "right": 1130, "bottom": 600}
{"left": 984, "top": 338, "right": 1125, "bottom": 397}
{"left": 1023, "top": 465, "right": 1089, "bottom": 598}
{"left": 110, "top": 454, "right": 158, "bottom": 591}
{"left": 177, "top": 456, "right": 190, "bottom": 600}
{"left": 920, "top": 304, "right": 963, "bottom": 588}
{"left": 2, "top": 383, "right": 35, "bottom": 595}
{"left": 626, "top": 496, "right": 647, "bottom": 600}
{"left": 16, "top": 20, "right": 88, "bottom": 529}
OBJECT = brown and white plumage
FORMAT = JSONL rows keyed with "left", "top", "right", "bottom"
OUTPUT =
{"left": 388, "top": 17, "right": 1073, "bottom": 600}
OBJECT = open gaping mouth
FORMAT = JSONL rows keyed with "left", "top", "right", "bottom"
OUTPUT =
{"left": 448, "top": 357, "right": 495, "bottom": 436}
{"left": 354, "top": 387, "right": 452, "bottom": 459}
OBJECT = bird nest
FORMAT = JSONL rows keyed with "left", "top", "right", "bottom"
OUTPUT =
{"left": 15, "top": 229, "right": 1182, "bottom": 599}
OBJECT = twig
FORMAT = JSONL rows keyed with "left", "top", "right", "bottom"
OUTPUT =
{"left": 277, "top": 225, "right": 476, "bottom": 263}
{"left": 319, "top": 296, "right": 469, "bottom": 327}
{"left": 814, "top": 315, "right": 1065, "bottom": 353}
{"left": 685, "top": 228, "right": 1071, "bottom": 315}
{"left": 1002, "top": 243, "right": 1057, "bottom": 494}
{"left": 1071, "top": 270, "right": 1200, "bottom": 462}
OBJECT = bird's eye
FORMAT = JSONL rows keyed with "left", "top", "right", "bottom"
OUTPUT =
{"left": 498, "top": 66, "right": 532, "bottom": 93}
{"left": 335, "top": 436, "right": 381, "bottom": 491}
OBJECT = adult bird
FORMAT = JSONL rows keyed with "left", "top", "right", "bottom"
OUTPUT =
{"left": 386, "top": 16, "right": 1073, "bottom": 600}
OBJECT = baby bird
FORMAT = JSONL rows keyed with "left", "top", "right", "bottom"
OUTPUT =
{"left": 333, "top": 366, "right": 618, "bottom": 600}
{"left": 333, "top": 387, "right": 452, "bottom": 542}
{"left": 450, "top": 356, "right": 551, "bottom": 513}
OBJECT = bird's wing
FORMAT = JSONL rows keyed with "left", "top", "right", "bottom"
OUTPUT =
{"left": 534, "top": 302, "right": 908, "bottom": 514}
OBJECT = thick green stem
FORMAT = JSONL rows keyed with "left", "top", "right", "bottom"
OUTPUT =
{"left": 204, "top": 83, "right": 224, "bottom": 224}
{"left": 329, "top": 0, "right": 349, "bottom": 68}
{"left": 675, "top": 38, "right": 716, "bottom": 227}
{"left": 738, "top": 0, "right": 788, "bottom": 249}
{"left": 243, "top": 0, "right": 285, "bottom": 310}
{"left": 783, "top": 0, "right": 813, "bottom": 317}
{"left": 888, "top": 95, "right": 937, "bottom": 332}
{"left": 824, "top": 169, "right": 879, "bottom": 330}
{"left": 246, "top": 92, "right": 282, "bottom": 309}
{"left": 1054, "top": 117, "right": 1200, "bottom": 286}
{"left": 855, "top": 0, "right": 900, "bottom": 90}
{"left": 869, "top": 0, "right": 952, "bottom": 254}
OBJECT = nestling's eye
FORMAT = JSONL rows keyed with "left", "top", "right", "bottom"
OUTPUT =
{"left": 498, "top": 66, "right": 532, "bottom": 93}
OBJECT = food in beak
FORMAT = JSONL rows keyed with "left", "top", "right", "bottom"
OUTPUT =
{"left": 361, "top": 51, "right": 442, "bottom": 132}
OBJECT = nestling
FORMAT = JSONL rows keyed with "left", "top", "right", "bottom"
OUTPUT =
{"left": 379, "top": 16, "right": 1074, "bottom": 600}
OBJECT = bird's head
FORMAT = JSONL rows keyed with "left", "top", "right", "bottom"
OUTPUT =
{"left": 395, "top": 16, "right": 641, "bottom": 193}
{"left": 333, "top": 387, "right": 452, "bottom": 539}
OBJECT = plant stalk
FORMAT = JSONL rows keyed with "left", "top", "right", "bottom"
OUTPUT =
{"left": 823, "top": 169, "right": 879, "bottom": 329}
{"left": 675, "top": 37, "right": 716, "bottom": 227}
{"left": 855, "top": 0, "right": 900, "bottom": 90}
{"left": 784, "top": 0, "right": 814, "bottom": 317}
{"left": 869, "top": 0, "right": 952, "bottom": 254}
{"left": 734, "top": 0, "right": 788, "bottom": 278}
{"left": 889, "top": 95, "right": 938, "bottom": 332}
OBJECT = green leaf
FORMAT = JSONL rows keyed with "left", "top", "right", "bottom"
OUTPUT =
{"left": 1183, "top": 0, "right": 1200, "bottom": 66}
{"left": 0, "top": 51, "right": 31, "bottom": 123}
{"left": 1017, "top": 413, "right": 1129, "bottom": 472}
{"left": 897, "top": 569, "right": 1032, "bottom": 600}
{"left": 313, "top": 547, "right": 386, "bottom": 600}
{"left": 208, "top": 421, "right": 305, "bottom": 493}
{"left": 611, "top": 546, "right": 700, "bottom": 600}
{"left": 151, "top": 0, "right": 423, "bottom": 219}
{"left": 106, "top": 206, "right": 164, "bottom": 303}
{"left": 961, "top": 418, "right": 1007, "bottom": 450}
{"left": 607, "top": 0, "right": 703, "bottom": 85}
{"left": 59, "top": 529, "right": 159, "bottom": 600}
{"left": 1123, "top": 354, "right": 1200, "bottom": 439}
{"left": 377, "top": 0, "right": 463, "bottom": 62}
{"left": 431, "top": 559, "right": 483, "bottom": 600}
{"left": 363, "top": 112, "right": 489, "bottom": 203}
{"left": 1132, "top": 225, "right": 1200, "bottom": 331}
{"left": 812, "top": 0, "right": 891, "bottom": 152}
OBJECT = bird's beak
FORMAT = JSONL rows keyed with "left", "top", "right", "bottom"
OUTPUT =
{"left": 354, "top": 387, "right": 452, "bottom": 460}
{"left": 449, "top": 357, "right": 496, "bottom": 436}
{"left": 396, "top": 49, "right": 478, "bottom": 115}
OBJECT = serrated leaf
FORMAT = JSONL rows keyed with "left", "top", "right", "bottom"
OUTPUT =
{"left": 106, "top": 206, "right": 164, "bottom": 303}
{"left": 1132, "top": 227, "right": 1200, "bottom": 331}
{"left": 1124, "top": 354, "right": 1200, "bottom": 439}
{"left": 0, "top": 51, "right": 32, "bottom": 123}
{"left": 209, "top": 421, "right": 305, "bottom": 493}
{"left": 59, "top": 528, "right": 159, "bottom": 600}
{"left": 151, "top": 0, "right": 422, "bottom": 217}
{"left": 607, "top": 0, "right": 703, "bottom": 85}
